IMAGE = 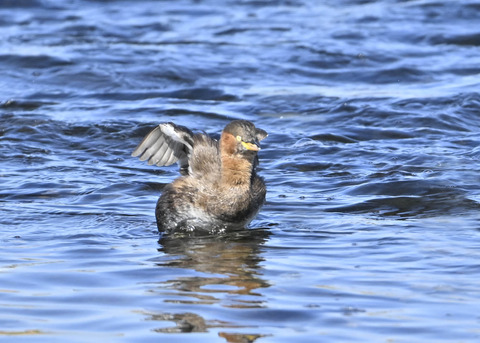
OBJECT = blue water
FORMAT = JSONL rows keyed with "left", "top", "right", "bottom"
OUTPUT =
{"left": 1, "top": 0, "right": 480, "bottom": 342}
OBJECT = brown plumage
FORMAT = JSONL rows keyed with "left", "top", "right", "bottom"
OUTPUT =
{"left": 132, "top": 120, "right": 268, "bottom": 233}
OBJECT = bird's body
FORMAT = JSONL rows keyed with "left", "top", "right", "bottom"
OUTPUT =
{"left": 132, "top": 120, "right": 267, "bottom": 233}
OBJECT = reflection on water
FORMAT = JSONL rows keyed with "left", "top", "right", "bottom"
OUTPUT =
{"left": 157, "top": 229, "right": 271, "bottom": 306}
{"left": 146, "top": 229, "right": 270, "bottom": 338}
{"left": 146, "top": 311, "right": 268, "bottom": 342}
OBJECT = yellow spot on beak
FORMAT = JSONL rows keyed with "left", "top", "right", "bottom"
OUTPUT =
{"left": 241, "top": 141, "right": 260, "bottom": 151}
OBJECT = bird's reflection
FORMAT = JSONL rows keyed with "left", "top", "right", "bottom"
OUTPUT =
{"left": 147, "top": 228, "right": 271, "bottom": 341}
{"left": 158, "top": 228, "right": 271, "bottom": 303}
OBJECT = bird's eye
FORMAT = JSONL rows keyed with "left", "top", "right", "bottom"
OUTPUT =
{"left": 236, "top": 135, "right": 242, "bottom": 142}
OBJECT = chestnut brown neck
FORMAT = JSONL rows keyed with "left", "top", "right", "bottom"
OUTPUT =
{"left": 219, "top": 132, "right": 254, "bottom": 187}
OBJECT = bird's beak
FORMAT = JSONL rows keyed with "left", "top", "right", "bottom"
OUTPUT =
{"left": 241, "top": 141, "right": 260, "bottom": 151}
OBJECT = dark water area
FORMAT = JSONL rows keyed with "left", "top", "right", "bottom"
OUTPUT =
{"left": 1, "top": 0, "right": 480, "bottom": 342}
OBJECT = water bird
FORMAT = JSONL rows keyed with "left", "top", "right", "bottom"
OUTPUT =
{"left": 132, "top": 120, "right": 268, "bottom": 233}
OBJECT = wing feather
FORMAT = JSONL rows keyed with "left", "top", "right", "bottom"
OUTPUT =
{"left": 163, "top": 148, "right": 177, "bottom": 166}
{"left": 131, "top": 123, "right": 194, "bottom": 171}
{"left": 148, "top": 140, "right": 169, "bottom": 166}
{"left": 139, "top": 137, "right": 164, "bottom": 162}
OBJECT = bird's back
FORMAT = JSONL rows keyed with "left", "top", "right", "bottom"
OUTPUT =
{"left": 187, "top": 133, "right": 221, "bottom": 183}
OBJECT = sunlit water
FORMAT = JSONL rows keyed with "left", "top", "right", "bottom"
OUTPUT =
{"left": 1, "top": 0, "right": 480, "bottom": 342}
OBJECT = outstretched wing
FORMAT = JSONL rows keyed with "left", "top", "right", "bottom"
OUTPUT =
{"left": 131, "top": 122, "right": 194, "bottom": 174}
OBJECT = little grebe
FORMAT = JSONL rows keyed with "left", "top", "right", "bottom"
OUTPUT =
{"left": 132, "top": 120, "right": 268, "bottom": 233}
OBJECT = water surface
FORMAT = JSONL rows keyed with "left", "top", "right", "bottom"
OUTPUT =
{"left": 1, "top": 0, "right": 480, "bottom": 342}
